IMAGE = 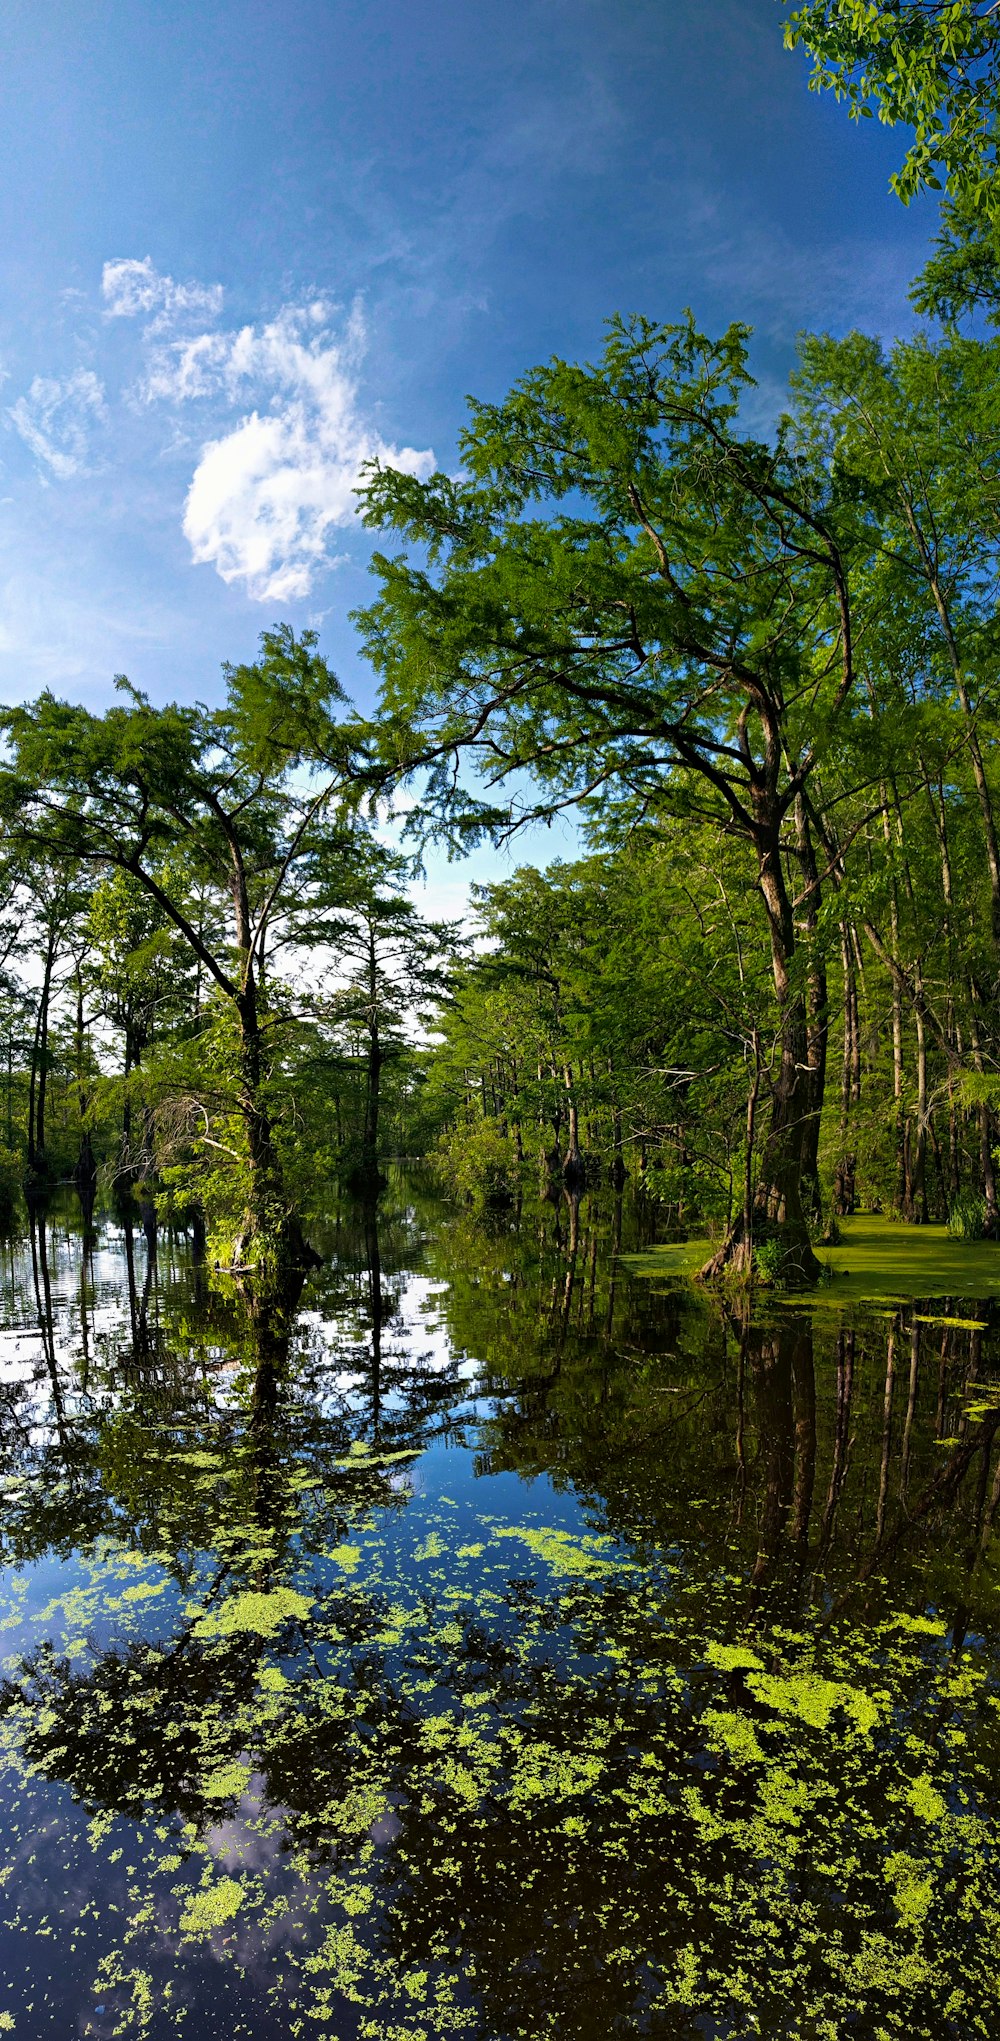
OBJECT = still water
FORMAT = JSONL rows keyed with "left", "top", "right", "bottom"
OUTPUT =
{"left": 0, "top": 1184, "right": 997, "bottom": 2038}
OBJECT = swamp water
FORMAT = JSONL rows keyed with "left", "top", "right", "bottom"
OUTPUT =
{"left": 0, "top": 1191, "right": 997, "bottom": 2038}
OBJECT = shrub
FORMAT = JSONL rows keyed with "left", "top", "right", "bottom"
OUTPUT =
{"left": 752, "top": 1236, "right": 787, "bottom": 1287}
{"left": 0, "top": 1145, "right": 20, "bottom": 1230}
{"left": 948, "top": 1192, "right": 987, "bottom": 1240}
{"left": 434, "top": 1117, "right": 517, "bottom": 1206}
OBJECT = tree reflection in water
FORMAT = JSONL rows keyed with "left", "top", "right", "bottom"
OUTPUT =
{"left": 0, "top": 1188, "right": 996, "bottom": 2035}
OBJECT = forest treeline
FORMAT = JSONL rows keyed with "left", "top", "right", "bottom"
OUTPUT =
{"left": 0, "top": 629, "right": 456, "bottom": 1278}
{"left": 2, "top": 3, "right": 1000, "bottom": 1288}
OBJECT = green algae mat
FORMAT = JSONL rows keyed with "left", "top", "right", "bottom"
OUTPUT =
{"left": 1, "top": 1192, "right": 1000, "bottom": 2039}
{"left": 624, "top": 1213, "right": 1000, "bottom": 1309}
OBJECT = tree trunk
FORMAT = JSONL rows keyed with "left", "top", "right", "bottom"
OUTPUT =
{"left": 224, "top": 835, "right": 314, "bottom": 1281}
{"left": 119, "top": 1017, "right": 138, "bottom": 1190}
{"left": 363, "top": 1021, "right": 383, "bottom": 1182}
{"left": 914, "top": 1009, "right": 929, "bottom": 1224}
{"left": 233, "top": 976, "right": 304, "bottom": 1277}
{"left": 741, "top": 1027, "right": 761, "bottom": 1251}
{"left": 610, "top": 1078, "right": 626, "bottom": 1190}
{"left": 701, "top": 823, "right": 822, "bottom": 1284}
{"left": 356, "top": 924, "right": 385, "bottom": 1194}
{"left": 833, "top": 923, "right": 858, "bottom": 1216}
{"left": 927, "top": 567, "right": 1000, "bottom": 942}
{"left": 26, "top": 925, "right": 57, "bottom": 1195}
{"left": 901, "top": 1002, "right": 929, "bottom": 1223}
{"left": 968, "top": 996, "right": 998, "bottom": 1234}
{"left": 794, "top": 795, "right": 827, "bottom": 1225}
{"left": 72, "top": 973, "right": 97, "bottom": 1227}
{"left": 562, "top": 1064, "right": 584, "bottom": 1186}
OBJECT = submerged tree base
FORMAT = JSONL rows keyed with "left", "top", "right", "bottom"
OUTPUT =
{"left": 632, "top": 1214, "right": 1000, "bottom": 1308}
{"left": 224, "top": 1209, "right": 322, "bottom": 1322}
{"left": 698, "top": 1219, "right": 823, "bottom": 1290}
{"left": 343, "top": 1162, "right": 388, "bottom": 1198}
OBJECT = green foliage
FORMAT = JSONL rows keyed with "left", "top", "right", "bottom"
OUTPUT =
{"left": 948, "top": 1190, "right": 987, "bottom": 1238}
{"left": 637, "top": 1156, "right": 732, "bottom": 1226}
{"left": 6, "top": 314, "right": 1000, "bottom": 1280}
{"left": 752, "top": 1235, "right": 789, "bottom": 1287}
{"left": 0, "top": 1143, "right": 21, "bottom": 1228}
{"left": 781, "top": 4, "right": 1000, "bottom": 317}
{"left": 426, "top": 835, "right": 767, "bottom": 1228}
{"left": 0, "top": 635, "right": 446, "bottom": 1258}
{"left": 434, "top": 1113, "right": 518, "bottom": 1205}
{"left": 782, "top": 1, "right": 1000, "bottom": 208}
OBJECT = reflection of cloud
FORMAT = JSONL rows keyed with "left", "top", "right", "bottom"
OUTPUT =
{"left": 7, "top": 369, "right": 106, "bottom": 479}
{"left": 101, "top": 255, "right": 223, "bottom": 326}
{"left": 203, "top": 1775, "right": 288, "bottom": 1876}
{"left": 137, "top": 296, "right": 433, "bottom": 601}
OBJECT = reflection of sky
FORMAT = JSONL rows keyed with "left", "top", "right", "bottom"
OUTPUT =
{"left": 0, "top": 1221, "right": 486, "bottom": 1465}
{"left": 0, "top": 1210, "right": 581, "bottom": 2033}
{"left": 0, "top": 1207, "right": 997, "bottom": 2039}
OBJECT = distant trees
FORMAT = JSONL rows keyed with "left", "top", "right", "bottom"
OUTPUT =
{"left": 0, "top": 630, "right": 437, "bottom": 1281}
{"left": 299, "top": 833, "right": 457, "bottom": 1193}
{"left": 429, "top": 840, "right": 768, "bottom": 1228}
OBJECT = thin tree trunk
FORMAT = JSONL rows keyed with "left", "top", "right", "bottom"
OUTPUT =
{"left": 834, "top": 922, "right": 857, "bottom": 1216}
{"left": 364, "top": 927, "right": 382, "bottom": 1179}
{"left": 794, "top": 795, "right": 827, "bottom": 1225}
{"left": 881, "top": 792, "right": 907, "bottom": 1213}
{"left": 562, "top": 1064, "right": 583, "bottom": 1185}
{"left": 968, "top": 997, "right": 998, "bottom": 1233}
{"left": 742, "top": 1026, "right": 761, "bottom": 1251}
{"left": 702, "top": 817, "right": 822, "bottom": 1283}
{"left": 925, "top": 562, "right": 1000, "bottom": 939}
{"left": 27, "top": 924, "right": 57, "bottom": 1188}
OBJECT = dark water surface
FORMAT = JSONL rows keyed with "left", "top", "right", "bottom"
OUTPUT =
{"left": 0, "top": 1185, "right": 998, "bottom": 2039}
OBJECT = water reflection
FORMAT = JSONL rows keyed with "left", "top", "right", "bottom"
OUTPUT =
{"left": 0, "top": 1188, "right": 995, "bottom": 2035}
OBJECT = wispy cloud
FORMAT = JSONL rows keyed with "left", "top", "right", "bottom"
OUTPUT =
{"left": 0, "top": 562, "right": 175, "bottom": 698}
{"left": 659, "top": 179, "right": 922, "bottom": 346}
{"left": 101, "top": 255, "right": 223, "bottom": 326}
{"left": 7, "top": 369, "right": 106, "bottom": 479}
{"left": 701, "top": 222, "right": 920, "bottom": 342}
{"left": 140, "top": 295, "right": 433, "bottom": 602}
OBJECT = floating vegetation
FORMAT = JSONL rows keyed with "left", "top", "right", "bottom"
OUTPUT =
{"left": 0, "top": 1203, "right": 998, "bottom": 2037}
{"left": 0, "top": 1482, "right": 998, "bottom": 2039}
{"left": 627, "top": 1215, "right": 1000, "bottom": 1309}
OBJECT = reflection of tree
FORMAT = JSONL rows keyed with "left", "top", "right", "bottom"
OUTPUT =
{"left": 363, "top": 1193, "right": 383, "bottom": 1439}
{"left": 8, "top": 1469, "right": 1000, "bottom": 2041}
{"left": 0, "top": 1196, "right": 999, "bottom": 2035}
{"left": 0, "top": 1195, "right": 454, "bottom": 1853}
{"left": 307, "top": 1188, "right": 471, "bottom": 1448}
{"left": 428, "top": 1195, "right": 1000, "bottom": 1622}
{"left": 0, "top": 1312, "right": 420, "bottom": 1838}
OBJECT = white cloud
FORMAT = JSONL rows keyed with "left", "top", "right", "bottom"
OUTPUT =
{"left": 12, "top": 261, "right": 431, "bottom": 599}
{"left": 7, "top": 369, "right": 106, "bottom": 479}
{"left": 145, "top": 298, "right": 433, "bottom": 601}
{"left": 101, "top": 255, "right": 223, "bottom": 325}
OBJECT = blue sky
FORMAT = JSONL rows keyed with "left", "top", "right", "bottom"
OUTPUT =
{"left": 0, "top": 0, "right": 937, "bottom": 907}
